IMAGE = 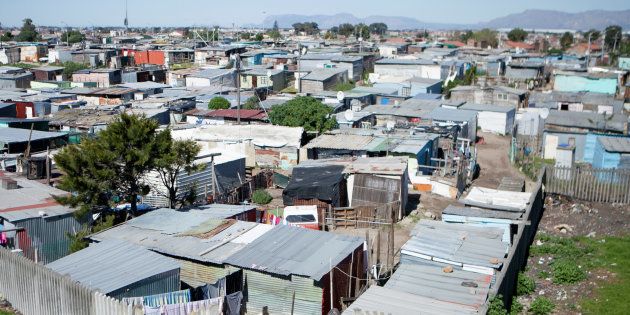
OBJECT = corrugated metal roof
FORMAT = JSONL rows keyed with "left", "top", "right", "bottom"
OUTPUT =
{"left": 402, "top": 220, "right": 507, "bottom": 272}
{"left": 443, "top": 205, "right": 523, "bottom": 220}
{"left": 385, "top": 263, "right": 491, "bottom": 312}
{"left": 171, "top": 124, "right": 303, "bottom": 148}
{"left": 301, "top": 68, "right": 347, "bottom": 81}
{"left": 304, "top": 134, "right": 375, "bottom": 150}
{"left": 0, "top": 175, "right": 75, "bottom": 222}
{"left": 375, "top": 59, "right": 437, "bottom": 65}
{"left": 426, "top": 107, "right": 477, "bottom": 122}
{"left": 47, "top": 239, "right": 180, "bottom": 294}
{"left": 0, "top": 127, "right": 67, "bottom": 144}
{"left": 90, "top": 208, "right": 269, "bottom": 264}
{"left": 225, "top": 225, "right": 363, "bottom": 280}
{"left": 344, "top": 285, "right": 479, "bottom": 315}
{"left": 297, "top": 157, "right": 408, "bottom": 175}
{"left": 462, "top": 187, "right": 531, "bottom": 212}
{"left": 598, "top": 137, "right": 630, "bottom": 153}
{"left": 460, "top": 103, "right": 515, "bottom": 113}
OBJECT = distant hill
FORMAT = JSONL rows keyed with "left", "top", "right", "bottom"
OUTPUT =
{"left": 479, "top": 9, "right": 630, "bottom": 30}
{"left": 262, "top": 10, "right": 630, "bottom": 31}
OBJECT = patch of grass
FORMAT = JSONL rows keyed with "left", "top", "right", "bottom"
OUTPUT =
{"left": 581, "top": 237, "right": 630, "bottom": 314}
{"left": 530, "top": 296, "right": 554, "bottom": 315}
{"left": 529, "top": 233, "right": 593, "bottom": 259}
{"left": 517, "top": 271, "right": 536, "bottom": 295}
{"left": 487, "top": 295, "right": 507, "bottom": 315}
{"left": 251, "top": 189, "right": 273, "bottom": 205}
{"left": 509, "top": 300, "right": 523, "bottom": 315}
{"left": 537, "top": 270, "right": 551, "bottom": 279}
{"left": 550, "top": 259, "right": 587, "bottom": 284}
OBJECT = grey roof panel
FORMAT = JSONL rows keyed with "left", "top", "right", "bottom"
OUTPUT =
{"left": 225, "top": 225, "right": 363, "bottom": 280}
{"left": 598, "top": 137, "right": 630, "bottom": 153}
{"left": 47, "top": 239, "right": 180, "bottom": 294}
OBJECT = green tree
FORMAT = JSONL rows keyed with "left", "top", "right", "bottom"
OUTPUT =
{"left": 208, "top": 96, "right": 231, "bottom": 109}
{"left": 0, "top": 31, "right": 14, "bottom": 42}
{"left": 60, "top": 30, "right": 85, "bottom": 44}
{"left": 17, "top": 18, "right": 40, "bottom": 42}
{"left": 254, "top": 33, "right": 264, "bottom": 41}
{"left": 368, "top": 23, "right": 388, "bottom": 36}
{"left": 154, "top": 139, "right": 204, "bottom": 209}
{"left": 459, "top": 30, "right": 473, "bottom": 43}
{"left": 355, "top": 23, "right": 370, "bottom": 40}
{"left": 54, "top": 114, "right": 171, "bottom": 217}
{"left": 292, "top": 22, "right": 319, "bottom": 35}
{"left": 507, "top": 28, "right": 528, "bottom": 42}
{"left": 252, "top": 189, "right": 273, "bottom": 205}
{"left": 604, "top": 25, "right": 622, "bottom": 51}
{"left": 560, "top": 32, "right": 574, "bottom": 50}
{"left": 243, "top": 96, "right": 260, "bottom": 110}
{"left": 268, "top": 21, "right": 281, "bottom": 41}
{"left": 240, "top": 32, "right": 252, "bottom": 40}
{"left": 583, "top": 29, "right": 601, "bottom": 41}
{"left": 338, "top": 23, "right": 355, "bottom": 37}
{"left": 60, "top": 61, "right": 88, "bottom": 80}
{"left": 324, "top": 31, "right": 337, "bottom": 40}
{"left": 473, "top": 28, "right": 498, "bottom": 48}
{"left": 269, "top": 96, "right": 336, "bottom": 133}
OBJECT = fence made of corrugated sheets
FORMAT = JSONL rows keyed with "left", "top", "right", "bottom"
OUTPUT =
{"left": 0, "top": 248, "right": 143, "bottom": 315}
{"left": 545, "top": 166, "right": 630, "bottom": 204}
{"left": 489, "top": 168, "right": 546, "bottom": 310}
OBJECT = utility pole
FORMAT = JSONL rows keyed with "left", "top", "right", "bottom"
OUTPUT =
{"left": 586, "top": 33, "right": 592, "bottom": 67}
{"left": 236, "top": 53, "right": 241, "bottom": 125}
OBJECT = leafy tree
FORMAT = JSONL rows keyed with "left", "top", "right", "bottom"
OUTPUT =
{"left": 269, "top": 96, "right": 336, "bottom": 133}
{"left": 17, "top": 18, "right": 40, "bottom": 42}
{"left": 329, "top": 26, "right": 339, "bottom": 35}
{"left": 240, "top": 32, "right": 251, "bottom": 40}
{"left": 507, "top": 28, "right": 528, "bottom": 42}
{"left": 473, "top": 28, "right": 498, "bottom": 48}
{"left": 560, "top": 32, "right": 574, "bottom": 50}
{"left": 243, "top": 96, "right": 260, "bottom": 110}
{"left": 54, "top": 113, "right": 171, "bottom": 217}
{"left": 254, "top": 33, "right": 264, "bottom": 41}
{"left": 0, "top": 31, "right": 13, "bottom": 42}
{"left": 208, "top": 96, "right": 231, "bottom": 109}
{"left": 60, "top": 61, "right": 88, "bottom": 79}
{"left": 368, "top": 23, "right": 388, "bottom": 36}
{"left": 334, "top": 81, "right": 355, "bottom": 91}
{"left": 354, "top": 23, "right": 370, "bottom": 40}
{"left": 338, "top": 23, "right": 355, "bottom": 37}
{"left": 583, "top": 29, "right": 601, "bottom": 41}
{"left": 459, "top": 30, "right": 473, "bottom": 42}
{"left": 67, "top": 215, "right": 115, "bottom": 253}
{"left": 251, "top": 189, "right": 272, "bottom": 205}
{"left": 324, "top": 31, "right": 337, "bottom": 40}
{"left": 268, "top": 21, "right": 281, "bottom": 41}
{"left": 154, "top": 139, "right": 204, "bottom": 209}
{"left": 61, "top": 30, "right": 85, "bottom": 44}
{"left": 292, "top": 22, "right": 319, "bottom": 35}
{"left": 604, "top": 25, "right": 622, "bottom": 51}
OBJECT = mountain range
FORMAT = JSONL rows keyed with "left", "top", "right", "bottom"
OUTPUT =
{"left": 262, "top": 10, "right": 630, "bottom": 31}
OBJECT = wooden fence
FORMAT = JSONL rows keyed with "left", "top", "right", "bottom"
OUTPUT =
{"left": 0, "top": 248, "right": 143, "bottom": 315}
{"left": 215, "top": 170, "right": 274, "bottom": 204}
{"left": 545, "top": 166, "right": 630, "bottom": 204}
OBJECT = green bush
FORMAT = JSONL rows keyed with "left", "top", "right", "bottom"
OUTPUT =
{"left": 530, "top": 297, "right": 554, "bottom": 315}
{"left": 251, "top": 189, "right": 273, "bottom": 205}
{"left": 208, "top": 97, "right": 231, "bottom": 110}
{"left": 517, "top": 272, "right": 536, "bottom": 296}
{"left": 487, "top": 295, "right": 507, "bottom": 315}
{"left": 509, "top": 300, "right": 524, "bottom": 315}
{"left": 537, "top": 270, "right": 551, "bottom": 279}
{"left": 551, "top": 259, "right": 587, "bottom": 284}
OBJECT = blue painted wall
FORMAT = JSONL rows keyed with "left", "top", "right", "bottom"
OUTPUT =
{"left": 619, "top": 57, "right": 630, "bottom": 71}
{"left": 553, "top": 74, "right": 617, "bottom": 94}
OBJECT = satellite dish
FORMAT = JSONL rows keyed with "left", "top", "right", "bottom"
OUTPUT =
{"left": 358, "top": 37, "right": 363, "bottom": 42}
{"left": 301, "top": 47, "right": 308, "bottom": 55}
{"left": 539, "top": 108, "right": 550, "bottom": 119}
{"left": 337, "top": 91, "right": 345, "bottom": 102}
{"left": 344, "top": 109, "right": 354, "bottom": 121}
{"left": 266, "top": 70, "right": 273, "bottom": 78}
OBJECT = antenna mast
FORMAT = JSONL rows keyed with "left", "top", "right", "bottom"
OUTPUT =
{"left": 124, "top": 0, "right": 129, "bottom": 31}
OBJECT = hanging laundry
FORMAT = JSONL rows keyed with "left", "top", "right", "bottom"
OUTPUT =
{"left": 142, "top": 297, "right": 223, "bottom": 315}
{"left": 123, "top": 289, "right": 191, "bottom": 308}
{"left": 224, "top": 291, "right": 243, "bottom": 315}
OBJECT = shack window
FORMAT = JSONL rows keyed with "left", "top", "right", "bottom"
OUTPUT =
{"left": 285, "top": 214, "right": 316, "bottom": 223}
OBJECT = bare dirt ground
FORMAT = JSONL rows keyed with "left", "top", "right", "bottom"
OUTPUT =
{"left": 475, "top": 132, "right": 530, "bottom": 189}
{"left": 518, "top": 195, "right": 630, "bottom": 314}
{"left": 538, "top": 194, "right": 630, "bottom": 238}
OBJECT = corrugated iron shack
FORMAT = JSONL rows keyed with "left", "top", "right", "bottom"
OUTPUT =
{"left": 47, "top": 239, "right": 181, "bottom": 299}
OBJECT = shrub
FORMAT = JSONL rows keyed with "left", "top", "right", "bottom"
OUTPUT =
{"left": 208, "top": 97, "right": 231, "bottom": 110}
{"left": 251, "top": 189, "right": 273, "bottom": 205}
{"left": 487, "top": 295, "right": 507, "bottom": 315}
{"left": 537, "top": 270, "right": 551, "bottom": 279}
{"left": 551, "top": 259, "right": 587, "bottom": 284}
{"left": 510, "top": 300, "right": 524, "bottom": 315}
{"left": 517, "top": 272, "right": 536, "bottom": 296}
{"left": 530, "top": 297, "right": 554, "bottom": 315}
{"left": 243, "top": 96, "right": 260, "bottom": 110}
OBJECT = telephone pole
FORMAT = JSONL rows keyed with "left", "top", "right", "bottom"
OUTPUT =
{"left": 235, "top": 53, "right": 241, "bottom": 125}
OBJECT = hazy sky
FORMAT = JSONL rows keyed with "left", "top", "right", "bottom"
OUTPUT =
{"left": 1, "top": 0, "right": 629, "bottom": 27}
